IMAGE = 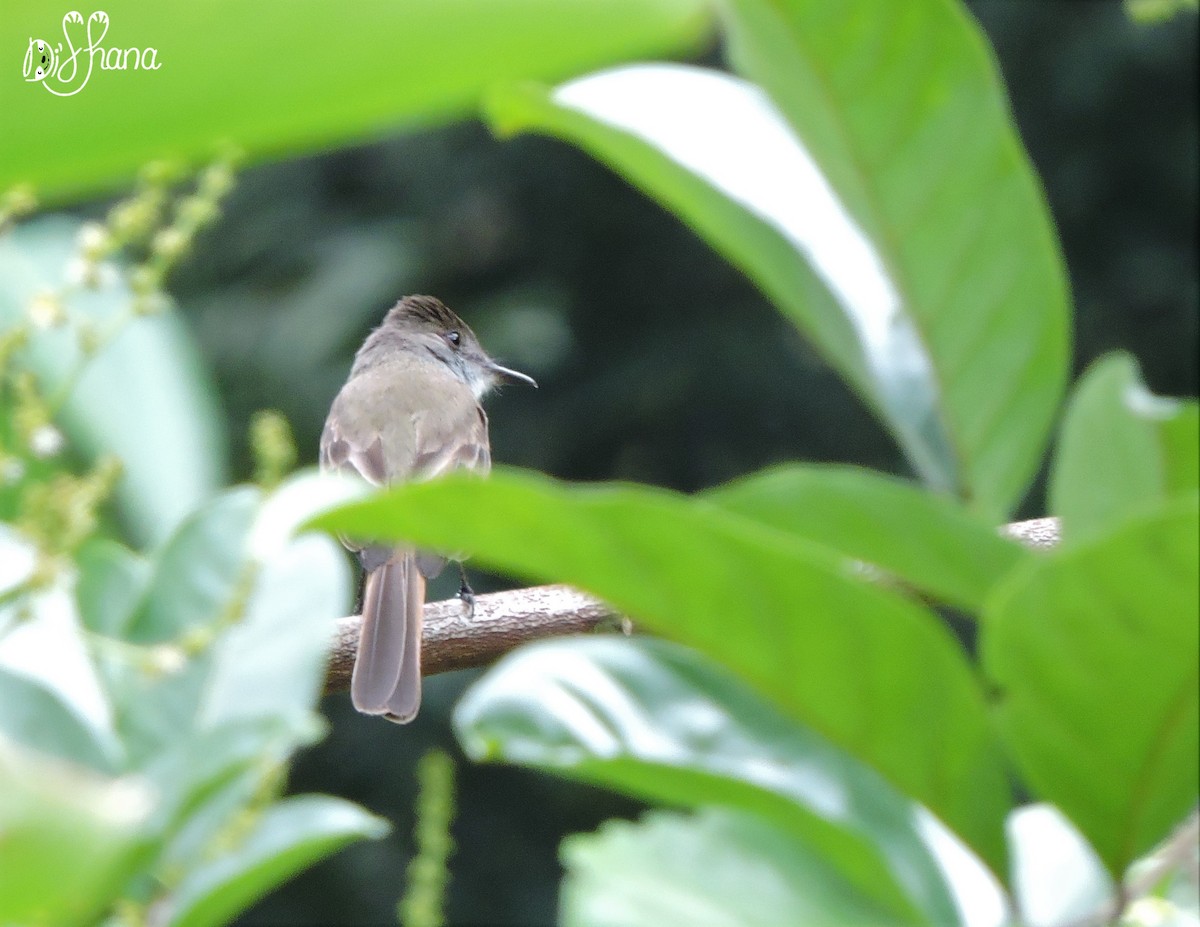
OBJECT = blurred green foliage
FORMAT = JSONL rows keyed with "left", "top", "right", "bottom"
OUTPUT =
{"left": 1, "top": 0, "right": 1196, "bottom": 926}
{"left": 1126, "top": 0, "right": 1199, "bottom": 24}
{"left": 0, "top": 0, "right": 711, "bottom": 202}
{"left": 399, "top": 751, "right": 458, "bottom": 927}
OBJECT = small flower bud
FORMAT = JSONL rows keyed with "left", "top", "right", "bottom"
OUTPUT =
{"left": 151, "top": 227, "right": 189, "bottom": 262}
{"left": 27, "top": 290, "right": 65, "bottom": 329}
{"left": 76, "top": 221, "right": 111, "bottom": 260}
{"left": 29, "top": 424, "right": 65, "bottom": 459}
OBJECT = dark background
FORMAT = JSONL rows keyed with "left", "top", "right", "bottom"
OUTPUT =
{"left": 141, "top": 3, "right": 1197, "bottom": 924}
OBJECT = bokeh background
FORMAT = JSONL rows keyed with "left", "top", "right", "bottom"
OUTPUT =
{"left": 52, "top": 2, "right": 1196, "bottom": 924}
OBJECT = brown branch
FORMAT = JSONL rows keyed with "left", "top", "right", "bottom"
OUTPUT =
{"left": 324, "top": 584, "right": 619, "bottom": 694}
{"left": 322, "top": 517, "right": 1061, "bottom": 695}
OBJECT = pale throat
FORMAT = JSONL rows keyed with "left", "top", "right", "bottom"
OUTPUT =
{"left": 462, "top": 364, "right": 497, "bottom": 400}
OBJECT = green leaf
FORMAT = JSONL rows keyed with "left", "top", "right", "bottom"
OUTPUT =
{"left": 0, "top": 669, "right": 116, "bottom": 771}
{"left": 135, "top": 481, "right": 354, "bottom": 880}
{"left": 112, "top": 477, "right": 349, "bottom": 760}
{"left": 0, "top": 739, "right": 153, "bottom": 927}
{"left": 720, "top": 0, "right": 1070, "bottom": 518}
{"left": 2, "top": 0, "right": 712, "bottom": 202}
{"left": 561, "top": 808, "right": 911, "bottom": 927}
{"left": 165, "top": 796, "right": 389, "bottom": 927}
{"left": 0, "top": 584, "right": 122, "bottom": 767}
{"left": 313, "top": 467, "right": 1011, "bottom": 873}
{"left": 194, "top": 471, "right": 355, "bottom": 729}
{"left": 75, "top": 538, "right": 150, "bottom": 636}
{"left": 487, "top": 0, "right": 1069, "bottom": 518}
{"left": 125, "top": 487, "right": 259, "bottom": 643}
{"left": 0, "top": 217, "right": 226, "bottom": 546}
{"left": 457, "top": 636, "right": 957, "bottom": 924}
{"left": 707, "top": 464, "right": 1026, "bottom": 611}
{"left": 487, "top": 67, "right": 934, "bottom": 474}
{"left": 1050, "top": 353, "right": 1199, "bottom": 543}
{"left": 105, "top": 488, "right": 258, "bottom": 764}
{"left": 983, "top": 497, "right": 1200, "bottom": 877}
{"left": 147, "top": 720, "right": 312, "bottom": 877}
{"left": 198, "top": 534, "right": 350, "bottom": 730}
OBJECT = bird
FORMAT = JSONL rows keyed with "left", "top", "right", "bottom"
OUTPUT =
{"left": 320, "top": 295, "right": 535, "bottom": 722}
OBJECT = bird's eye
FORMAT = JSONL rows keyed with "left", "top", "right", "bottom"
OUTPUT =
{"left": 446, "top": 330, "right": 461, "bottom": 346}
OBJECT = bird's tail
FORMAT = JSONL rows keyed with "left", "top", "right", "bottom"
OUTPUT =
{"left": 351, "top": 549, "right": 424, "bottom": 723}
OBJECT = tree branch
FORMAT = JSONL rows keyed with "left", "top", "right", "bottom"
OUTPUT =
{"left": 324, "top": 584, "right": 619, "bottom": 694}
{"left": 323, "top": 517, "right": 1061, "bottom": 695}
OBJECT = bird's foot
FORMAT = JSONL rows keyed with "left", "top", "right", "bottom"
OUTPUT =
{"left": 457, "top": 564, "right": 475, "bottom": 619}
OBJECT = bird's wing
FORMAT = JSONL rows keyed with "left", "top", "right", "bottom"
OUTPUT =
{"left": 319, "top": 364, "right": 489, "bottom": 569}
{"left": 411, "top": 401, "right": 491, "bottom": 481}
{"left": 320, "top": 363, "right": 489, "bottom": 484}
{"left": 320, "top": 420, "right": 388, "bottom": 486}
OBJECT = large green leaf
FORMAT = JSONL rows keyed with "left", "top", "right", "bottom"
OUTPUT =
{"left": 0, "top": 576, "right": 123, "bottom": 768}
{"left": 75, "top": 538, "right": 150, "bottom": 637}
{"left": 312, "top": 467, "right": 1011, "bottom": 872}
{"left": 112, "top": 475, "right": 350, "bottom": 762}
{"left": 1050, "top": 353, "right": 1199, "bottom": 543}
{"left": 983, "top": 497, "right": 1200, "bottom": 877}
{"left": 0, "top": 738, "right": 153, "bottom": 927}
{"left": 145, "top": 720, "right": 326, "bottom": 899}
{"left": 720, "top": 0, "right": 1070, "bottom": 518}
{"left": 101, "top": 485, "right": 258, "bottom": 763}
{"left": 486, "top": 1, "right": 1068, "bottom": 518}
{"left": 197, "top": 474, "right": 354, "bottom": 731}
{"left": 125, "top": 487, "right": 259, "bottom": 644}
{"left": 0, "top": 669, "right": 116, "bottom": 772}
{"left": 2, "top": 0, "right": 711, "bottom": 202}
{"left": 561, "top": 808, "right": 910, "bottom": 927}
{"left": 707, "top": 464, "right": 1026, "bottom": 612}
{"left": 164, "top": 796, "right": 388, "bottom": 927}
{"left": 0, "top": 218, "right": 226, "bottom": 546}
{"left": 457, "top": 636, "right": 958, "bottom": 924}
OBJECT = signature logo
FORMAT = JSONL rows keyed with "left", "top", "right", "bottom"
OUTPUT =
{"left": 23, "top": 11, "right": 161, "bottom": 97}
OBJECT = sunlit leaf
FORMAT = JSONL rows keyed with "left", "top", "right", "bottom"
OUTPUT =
{"left": 561, "top": 808, "right": 912, "bottom": 927}
{"left": 457, "top": 636, "right": 958, "bottom": 923}
{"left": 488, "top": 0, "right": 1069, "bottom": 519}
{"left": 720, "top": 0, "right": 1070, "bottom": 518}
{"left": 198, "top": 533, "right": 349, "bottom": 730}
{"left": 0, "top": 525, "right": 37, "bottom": 602}
{"left": 111, "top": 478, "right": 347, "bottom": 762}
{"left": 1007, "top": 804, "right": 1113, "bottom": 927}
{"left": 194, "top": 472, "right": 353, "bottom": 730}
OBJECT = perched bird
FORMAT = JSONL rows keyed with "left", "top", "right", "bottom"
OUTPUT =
{"left": 320, "top": 296, "right": 535, "bottom": 722}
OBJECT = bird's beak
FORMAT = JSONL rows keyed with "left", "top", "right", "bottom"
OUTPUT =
{"left": 490, "top": 362, "right": 538, "bottom": 388}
